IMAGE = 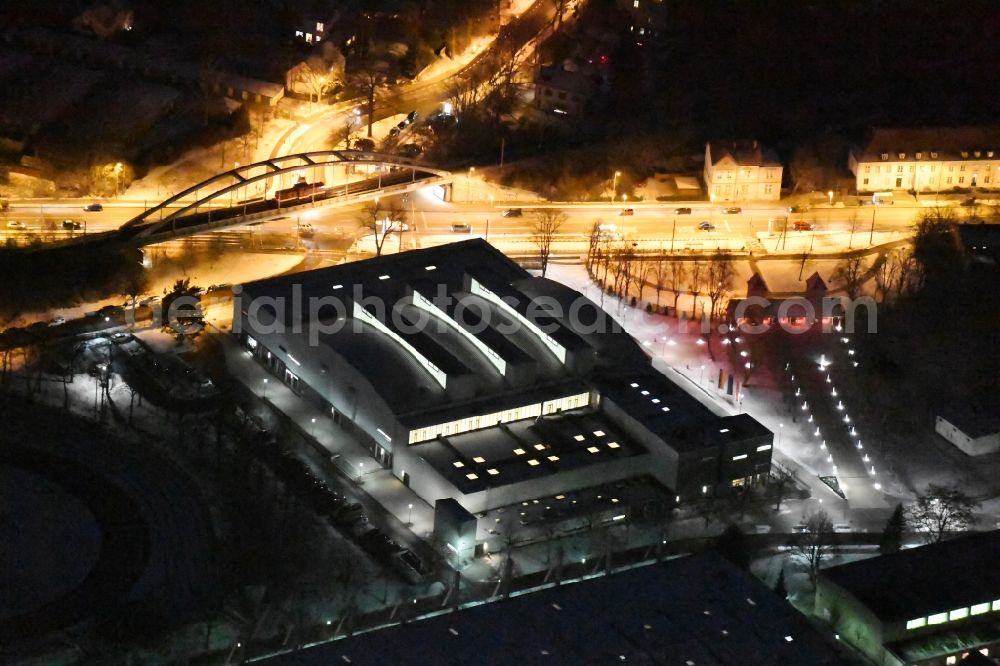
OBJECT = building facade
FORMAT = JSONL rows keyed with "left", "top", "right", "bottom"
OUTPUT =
{"left": 233, "top": 241, "right": 773, "bottom": 529}
{"left": 849, "top": 127, "right": 1000, "bottom": 194}
{"left": 704, "top": 140, "right": 783, "bottom": 202}
{"left": 816, "top": 531, "right": 1000, "bottom": 666}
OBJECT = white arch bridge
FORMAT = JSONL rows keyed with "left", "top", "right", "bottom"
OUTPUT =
{"left": 118, "top": 150, "right": 453, "bottom": 244}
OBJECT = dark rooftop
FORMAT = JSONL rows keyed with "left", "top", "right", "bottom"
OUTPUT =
{"left": 263, "top": 553, "right": 857, "bottom": 666}
{"left": 821, "top": 531, "right": 1000, "bottom": 623}
{"left": 854, "top": 126, "right": 1000, "bottom": 162}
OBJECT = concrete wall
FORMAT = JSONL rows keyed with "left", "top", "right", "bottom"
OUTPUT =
{"left": 598, "top": 396, "right": 679, "bottom": 491}
{"left": 814, "top": 578, "right": 896, "bottom": 666}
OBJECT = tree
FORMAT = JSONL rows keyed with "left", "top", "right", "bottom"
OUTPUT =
{"left": 714, "top": 523, "right": 751, "bottom": 570}
{"left": 879, "top": 503, "right": 906, "bottom": 554}
{"left": 647, "top": 255, "right": 671, "bottom": 309}
{"left": 906, "top": 484, "right": 979, "bottom": 543}
{"left": 359, "top": 202, "right": 408, "bottom": 257}
{"left": 351, "top": 64, "right": 389, "bottom": 137}
{"left": 161, "top": 278, "right": 203, "bottom": 337}
{"left": 911, "top": 209, "right": 963, "bottom": 289}
{"left": 688, "top": 258, "right": 705, "bottom": 318}
{"left": 768, "top": 464, "right": 796, "bottom": 512}
{"left": 706, "top": 250, "right": 736, "bottom": 320}
{"left": 292, "top": 48, "right": 344, "bottom": 105}
{"left": 774, "top": 567, "right": 787, "bottom": 599}
{"left": 666, "top": 259, "right": 687, "bottom": 316}
{"left": 790, "top": 509, "right": 834, "bottom": 586}
{"left": 550, "top": 0, "right": 569, "bottom": 28}
{"left": 531, "top": 209, "right": 566, "bottom": 277}
{"left": 833, "top": 256, "right": 867, "bottom": 299}
{"left": 331, "top": 114, "right": 359, "bottom": 150}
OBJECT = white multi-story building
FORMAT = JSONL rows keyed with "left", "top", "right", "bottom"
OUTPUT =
{"left": 849, "top": 127, "right": 1000, "bottom": 194}
{"left": 704, "top": 140, "right": 783, "bottom": 202}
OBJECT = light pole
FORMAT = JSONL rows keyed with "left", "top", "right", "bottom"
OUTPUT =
{"left": 612, "top": 170, "right": 621, "bottom": 202}
{"left": 487, "top": 194, "right": 493, "bottom": 242}
{"left": 262, "top": 377, "right": 268, "bottom": 398}
{"left": 407, "top": 503, "right": 413, "bottom": 525}
{"left": 467, "top": 166, "right": 475, "bottom": 202}
{"left": 827, "top": 190, "right": 834, "bottom": 206}
{"left": 777, "top": 422, "right": 784, "bottom": 447}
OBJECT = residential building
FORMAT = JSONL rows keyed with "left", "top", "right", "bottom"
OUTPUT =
{"left": 848, "top": 127, "right": 1000, "bottom": 194}
{"left": 815, "top": 530, "right": 1000, "bottom": 666}
{"left": 704, "top": 140, "right": 783, "bottom": 202}
{"left": 534, "top": 64, "right": 595, "bottom": 116}
{"left": 261, "top": 553, "right": 857, "bottom": 665}
{"left": 234, "top": 240, "right": 772, "bottom": 536}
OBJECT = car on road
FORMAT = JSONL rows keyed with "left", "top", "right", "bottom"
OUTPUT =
{"left": 450, "top": 223, "right": 472, "bottom": 233}
{"left": 722, "top": 206, "right": 742, "bottom": 214}
{"left": 388, "top": 127, "right": 400, "bottom": 137}
{"left": 297, "top": 222, "right": 315, "bottom": 234}
{"left": 697, "top": 221, "right": 715, "bottom": 231}
{"left": 406, "top": 110, "right": 418, "bottom": 122}
{"left": 61, "top": 219, "right": 82, "bottom": 230}
{"left": 619, "top": 208, "right": 634, "bottom": 216}
{"left": 6, "top": 220, "right": 27, "bottom": 230}
{"left": 793, "top": 220, "right": 814, "bottom": 231}
{"left": 674, "top": 207, "right": 692, "bottom": 215}
{"left": 397, "top": 143, "right": 422, "bottom": 158}
{"left": 397, "top": 119, "right": 410, "bottom": 130}
{"left": 502, "top": 208, "right": 523, "bottom": 217}
{"left": 48, "top": 317, "right": 66, "bottom": 327}
{"left": 597, "top": 222, "right": 619, "bottom": 239}
{"left": 787, "top": 205, "right": 810, "bottom": 213}
{"left": 111, "top": 332, "right": 133, "bottom": 344}
{"left": 83, "top": 203, "right": 103, "bottom": 212}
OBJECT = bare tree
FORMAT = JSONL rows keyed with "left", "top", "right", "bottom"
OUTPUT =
{"left": 360, "top": 202, "right": 408, "bottom": 257}
{"left": 531, "top": 209, "right": 566, "bottom": 277}
{"left": 666, "top": 259, "right": 688, "bottom": 316}
{"left": 647, "top": 255, "right": 671, "bottom": 309}
{"left": 331, "top": 115, "right": 359, "bottom": 150}
{"left": 551, "top": 0, "right": 569, "bottom": 27}
{"left": 906, "top": 484, "right": 980, "bottom": 543}
{"left": 706, "top": 251, "right": 736, "bottom": 320}
{"left": 292, "top": 50, "right": 344, "bottom": 105}
{"left": 833, "top": 256, "right": 867, "bottom": 299}
{"left": 791, "top": 509, "right": 835, "bottom": 586}
{"left": 586, "top": 220, "right": 603, "bottom": 274}
{"left": 351, "top": 64, "right": 389, "bottom": 137}
{"left": 767, "top": 464, "right": 796, "bottom": 512}
{"left": 688, "top": 258, "right": 705, "bottom": 318}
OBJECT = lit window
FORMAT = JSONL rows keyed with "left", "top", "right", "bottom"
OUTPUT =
{"left": 466, "top": 473, "right": 479, "bottom": 480}
{"left": 928, "top": 612, "right": 947, "bottom": 625}
{"left": 316, "top": 21, "right": 324, "bottom": 32}
{"left": 608, "top": 442, "right": 620, "bottom": 449}
{"left": 906, "top": 618, "right": 926, "bottom": 630}
{"left": 378, "top": 274, "right": 390, "bottom": 280}
{"left": 949, "top": 608, "right": 969, "bottom": 621}
{"left": 295, "top": 30, "right": 303, "bottom": 37}
{"left": 555, "top": 494, "right": 565, "bottom": 500}
{"left": 547, "top": 455, "right": 559, "bottom": 462}
{"left": 784, "top": 636, "right": 793, "bottom": 643}
{"left": 587, "top": 446, "right": 600, "bottom": 454}
{"left": 332, "top": 284, "right": 343, "bottom": 290}
{"left": 534, "top": 443, "right": 546, "bottom": 450}
{"left": 593, "top": 430, "right": 605, "bottom": 437}
{"left": 641, "top": 390, "right": 650, "bottom": 396}
{"left": 732, "top": 454, "right": 747, "bottom": 461}
{"left": 661, "top": 407, "right": 670, "bottom": 412}
{"left": 757, "top": 444, "right": 772, "bottom": 452}
{"left": 527, "top": 459, "right": 540, "bottom": 466}
{"left": 512, "top": 448, "right": 526, "bottom": 457}
{"left": 472, "top": 456, "right": 485, "bottom": 463}
{"left": 487, "top": 468, "right": 499, "bottom": 475}
{"left": 453, "top": 461, "right": 465, "bottom": 468}
{"left": 651, "top": 398, "right": 661, "bottom": 404}
{"left": 946, "top": 657, "right": 956, "bottom": 665}
{"left": 573, "top": 435, "right": 585, "bottom": 441}
{"left": 719, "top": 428, "right": 730, "bottom": 433}
{"left": 993, "top": 600, "right": 1000, "bottom": 611}
{"left": 630, "top": 382, "right": 639, "bottom": 388}
{"left": 425, "top": 265, "right": 436, "bottom": 271}
{"left": 971, "top": 603, "right": 989, "bottom": 615}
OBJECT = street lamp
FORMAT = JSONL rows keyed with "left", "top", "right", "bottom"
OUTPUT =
{"left": 827, "top": 190, "right": 834, "bottom": 205}
{"left": 612, "top": 170, "right": 621, "bottom": 202}
{"left": 777, "top": 422, "right": 784, "bottom": 447}
{"left": 467, "top": 167, "right": 476, "bottom": 202}
{"left": 262, "top": 377, "right": 268, "bottom": 398}
{"left": 407, "top": 503, "right": 413, "bottom": 525}
{"left": 487, "top": 194, "right": 494, "bottom": 242}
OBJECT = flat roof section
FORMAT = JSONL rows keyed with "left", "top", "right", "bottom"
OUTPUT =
{"left": 262, "top": 553, "right": 855, "bottom": 666}
{"left": 821, "top": 530, "right": 1000, "bottom": 623}
{"left": 412, "top": 410, "right": 646, "bottom": 495}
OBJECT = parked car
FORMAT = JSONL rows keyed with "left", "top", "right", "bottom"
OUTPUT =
{"left": 450, "top": 223, "right": 472, "bottom": 233}
{"left": 619, "top": 208, "right": 634, "bottom": 216}
{"left": 298, "top": 222, "right": 315, "bottom": 233}
{"left": 597, "top": 223, "right": 619, "bottom": 239}
{"left": 787, "top": 205, "right": 809, "bottom": 213}
{"left": 353, "top": 138, "right": 375, "bottom": 151}
{"left": 48, "top": 317, "right": 66, "bottom": 327}
{"left": 722, "top": 206, "right": 742, "bottom": 214}
{"left": 6, "top": 220, "right": 27, "bottom": 230}
{"left": 111, "top": 332, "right": 133, "bottom": 344}
{"left": 397, "top": 143, "right": 422, "bottom": 158}
{"left": 698, "top": 221, "right": 715, "bottom": 231}
{"left": 793, "top": 220, "right": 814, "bottom": 231}
{"left": 61, "top": 219, "right": 82, "bottom": 230}
{"left": 397, "top": 120, "right": 409, "bottom": 130}
{"left": 406, "top": 110, "right": 418, "bottom": 122}
{"left": 674, "top": 207, "right": 692, "bottom": 215}
{"left": 83, "top": 203, "right": 103, "bottom": 212}
{"left": 388, "top": 127, "right": 400, "bottom": 137}
{"left": 502, "top": 208, "right": 523, "bottom": 217}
